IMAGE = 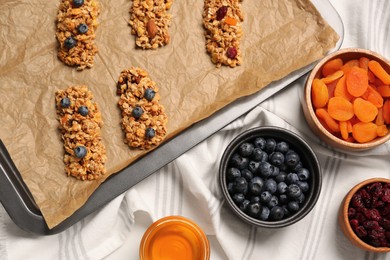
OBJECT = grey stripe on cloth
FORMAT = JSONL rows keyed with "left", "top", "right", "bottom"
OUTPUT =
{"left": 59, "top": 220, "right": 89, "bottom": 260}
{"left": 0, "top": 206, "right": 7, "bottom": 260}
{"left": 241, "top": 226, "right": 257, "bottom": 260}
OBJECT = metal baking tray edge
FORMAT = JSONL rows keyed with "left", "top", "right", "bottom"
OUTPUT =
{"left": 0, "top": 0, "right": 344, "bottom": 235}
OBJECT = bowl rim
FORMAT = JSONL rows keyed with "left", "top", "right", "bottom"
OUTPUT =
{"left": 340, "top": 177, "right": 390, "bottom": 252}
{"left": 304, "top": 48, "right": 390, "bottom": 149}
{"left": 219, "top": 126, "right": 322, "bottom": 228}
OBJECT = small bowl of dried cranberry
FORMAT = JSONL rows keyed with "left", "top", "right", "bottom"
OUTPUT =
{"left": 219, "top": 126, "right": 322, "bottom": 228}
{"left": 339, "top": 178, "right": 390, "bottom": 252}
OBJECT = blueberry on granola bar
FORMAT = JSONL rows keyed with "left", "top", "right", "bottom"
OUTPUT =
{"left": 74, "top": 145, "right": 87, "bottom": 158}
{"left": 64, "top": 36, "right": 77, "bottom": 49}
{"left": 77, "top": 24, "right": 89, "bottom": 34}
{"left": 60, "top": 97, "right": 71, "bottom": 108}
{"left": 78, "top": 106, "right": 89, "bottom": 116}
{"left": 72, "top": 0, "right": 84, "bottom": 8}
{"left": 145, "top": 128, "right": 155, "bottom": 139}
{"left": 132, "top": 106, "right": 144, "bottom": 119}
{"left": 144, "top": 88, "right": 156, "bottom": 101}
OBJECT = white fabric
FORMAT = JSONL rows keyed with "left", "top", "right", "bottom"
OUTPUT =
{"left": 1, "top": 1, "right": 390, "bottom": 259}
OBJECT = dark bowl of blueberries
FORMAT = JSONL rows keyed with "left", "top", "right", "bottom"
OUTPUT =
{"left": 219, "top": 126, "right": 322, "bottom": 228}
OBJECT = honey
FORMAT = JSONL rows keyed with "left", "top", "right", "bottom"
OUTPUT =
{"left": 139, "top": 216, "right": 210, "bottom": 260}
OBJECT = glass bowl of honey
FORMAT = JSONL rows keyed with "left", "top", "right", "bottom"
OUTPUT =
{"left": 139, "top": 216, "right": 210, "bottom": 260}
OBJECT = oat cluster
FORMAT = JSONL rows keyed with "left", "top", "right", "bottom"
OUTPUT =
{"left": 117, "top": 67, "right": 168, "bottom": 149}
{"left": 55, "top": 85, "right": 107, "bottom": 180}
{"left": 129, "top": 0, "right": 173, "bottom": 49}
{"left": 203, "top": 0, "right": 244, "bottom": 67}
{"left": 56, "top": 0, "right": 100, "bottom": 70}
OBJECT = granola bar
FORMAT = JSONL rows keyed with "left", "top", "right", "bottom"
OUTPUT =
{"left": 129, "top": 0, "right": 173, "bottom": 49}
{"left": 55, "top": 85, "right": 107, "bottom": 180}
{"left": 117, "top": 67, "right": 168, "bottom": 149}
{"left": 56, "top": 0, "right": 100, "bottom": 70}
{"left": 203, "top": 0, "right": 244, "bottom": 67}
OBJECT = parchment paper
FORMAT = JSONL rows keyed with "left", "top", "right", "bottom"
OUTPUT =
{"left": 0, "top": 0, "right": 339, "bottom": 229}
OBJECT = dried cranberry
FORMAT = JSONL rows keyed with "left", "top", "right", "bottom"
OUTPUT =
{"left": 355, "top": 226, "right": 368, "bottom": 237}
{"left": 216, "top": 6, "right": 228, "bottom": 20}
{"left": 368, "top": 226, "right": 385, "bottom": 239}
{"left": 356, "top": 212, "right": 366, "bottom": 223}
{"left": 349, "top": 219, "right": 359, "bottom": 229}
{"left": 360, "top": 188, "right": 372, "bottom": 207}
{"left": 226, "top": 47, "right": 237, "bottom": 59}
{"left": 351, "top": 193, "right": 365, "bottom": 210}
{"left": 364, "top": 208, "right": 382, "bottom": 221}
{"left": 383, "top": 187, "right": 390, "bottom": 202}
{"left": 348, "top": 207, "right": 356, "bottom": 218}
{"left": 368, "top": 182, "right": 383, "bottom": 198}
{"left": 363, "top": 220, "right": 380, "bottom": 230}
{"left": 379, "top": 218, "right": 390, "bottom": 230}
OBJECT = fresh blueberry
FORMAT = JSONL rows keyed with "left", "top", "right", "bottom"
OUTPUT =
{"left": 279, "top": 163, "right": 288, "bottom": 172}
{"left": 77, "top": 23, "right": 88, "bottom": 34}
{"left": 286, "top": 173, "right": 299, "bottom": 184}
{"left": 74, "top": 145, "right": 87, "bottom": 158}
{"left": 296, "top": 193, "right": 306, "bottom": 204}
{"left": 250, "top": 196, "right": 261, "bottom": 204}
{"left": 247, "top": 202, "right": 262, "bottom": 218}
{"left": 269, "top": 206, "right": 284, "bottom": 221}
{"left": 264, "top": 179, "right": 277, "bottom": 194}
{"left": 267, "top": 195, "right": 279, "bottom": 208}
{"left": 145, "top": 128, "right": 155, "bottom": 139}
{"left": 132, "top": 106, "right": 144, "bottom": 119}
{"left": 60, "top": 97, "right": 70, "bottom": 108}
{"left": 259, "top": 206, "right": 270, "bottom": 221}
{"left": 297, "top": 167, "right": 310, "bottom": 181}
{"left": 227, "top": 182, "right": 235, "bottom": 194}
{"left": 241, "top": 169, "right": 253, "bottom": 181}
{"left": 64, "top": 36, "right": 77, "bottom": 49}
{"left": 269, "top": 152, "right": 284, "bottom": 166}
{"left": 279, "top": 194, "right": 289, "bottom": 204}
{"left": 253, "top": 137, "right": 266, "bottom": 149}
{"left": 297, "top": 181, "right": 309, "bottom": 193}
{"left": 238, "top": 142, "right": 254, "bottom": 157}
{"left": 72, "top": 0, "right": 84, "bottom": 7}
{"left": 270, "top": 165, "right": 280, "bottom": 177}
{"left": 275, "top": 141, "right": 289, "bottom": 154}
{"left": 287, "top": 184, "right": 302, "bottom": 199}
{"left": 234, "top": 177, "right": 248, "bottom": 194}
{"left": 277, "top": 182, "right": 288, "bottom": 194}
{"left": 230, "top": 153, "right": 249, "bottom": 170}
{"left": 275, "top": 171, "right": 287, "bottom": 183}
{"left": 260, "top": 191, "right": 272, "bottom": 203}
{"left": 259, "top": 161, "right": 273, "bottom": 178}
{"left": 78, "top": 106, "right": 88, "bottom": 116}
{"left": 232, "top": 193, "right": 245, "bottom": 205}
{"left": 144, "top": 88, "right": 156, "bottom": 101}
{"left": 249, "top": 177, "right": 264, "bottom": 195}
{"left": 248, "top": 161, "right": 260, "bottom": 174}
{"left": 282, "top": 205, "right": 291, "bottom": 218}
{"left": 251, "top": 148, "right": 268, "bottom": 162}
{"left": 239, "top": 199, "right": 250, "bottom": 212}
{"left": 285, "top": 151, "right": 300, "bottom": 168}
{"left": 288, "top": 201, "right": 300, "bottom": 213}
{"left": 292, "top": 161, "right": 303, "bottom": 171}
{"left": 265, "top": 138, "right": 276, "bottom": 153}
{"left": 226, "top": 167, "right": 241, "bottom": 181}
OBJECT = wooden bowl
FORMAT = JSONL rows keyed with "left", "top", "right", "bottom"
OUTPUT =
{"left": 338, "top": 178, "right": 390, "bottom": 252}
{"left": 302, "top": 48, "right": 390, "bottom": 151}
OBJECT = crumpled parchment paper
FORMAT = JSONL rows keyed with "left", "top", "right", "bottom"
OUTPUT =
{"left": 0, "top": 0, "right": 339, "bottom": 228}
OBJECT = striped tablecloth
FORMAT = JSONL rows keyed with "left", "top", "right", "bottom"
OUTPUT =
{"left": 1, "top": 0, "right": 390, "bottom": 259}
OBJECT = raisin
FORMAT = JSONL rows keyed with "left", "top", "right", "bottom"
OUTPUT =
{"left": 216, "top": 6, "right": 228, "bottom": 21}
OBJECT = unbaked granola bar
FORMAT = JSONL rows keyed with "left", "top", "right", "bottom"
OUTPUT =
{"left": 129, "top": 0, "right": 173, "bottom": 49}
{"left": 55, "top": 85, "right": 107, "bottom": 180}
{"left": 56, "top": 0, "right": 100, "bottom": 70}
{"left": 117, "top": 67, "right": 168, "bottom": 149}
{"left": 203, "top": 0, "right": 244, "bottom": 67}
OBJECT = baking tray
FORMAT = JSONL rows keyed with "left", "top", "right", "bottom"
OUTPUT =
{"left": 0, "top": 0, "right": 344, "bottom": 235}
